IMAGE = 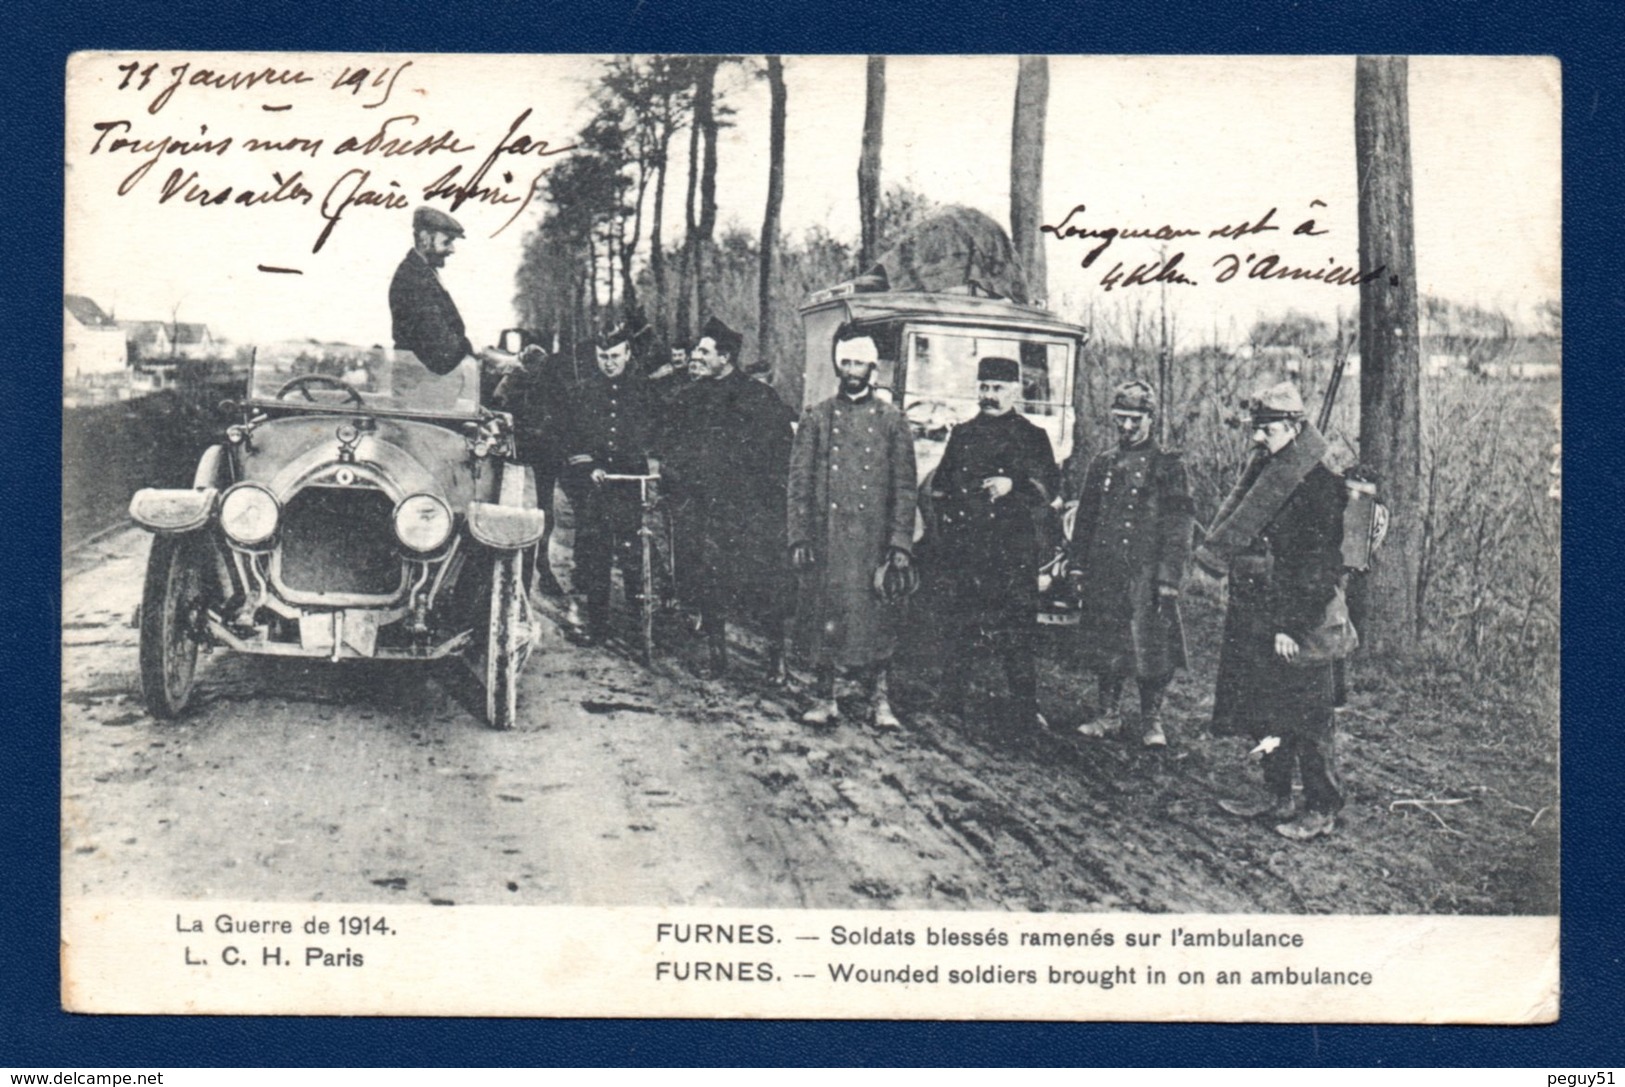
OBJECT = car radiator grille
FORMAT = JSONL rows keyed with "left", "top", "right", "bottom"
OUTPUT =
{"left": 278, "top": 487, "right": 402, "bottom": 596}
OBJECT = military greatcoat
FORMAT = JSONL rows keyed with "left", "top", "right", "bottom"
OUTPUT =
{"left": 663, "top": 369, "right": 797, "bottom": 623}
{"left": 930, "top": 410, "right": 1059, "bottom": 626}
{"left": 787, "top": 392, "right": 918, "bottom": 668}
{"left": 1069, "top": 441, "right": 1193, "bottom": 679}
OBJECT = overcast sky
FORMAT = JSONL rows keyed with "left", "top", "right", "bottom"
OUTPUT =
{"left": 65, "top": 54, "right": 1559, "bottom": 351}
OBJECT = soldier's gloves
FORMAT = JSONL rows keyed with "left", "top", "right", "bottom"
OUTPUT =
{"left": 590, "top": 468, "right": 608, "bottom": 487}
{"left": 790, "top": 543, "right": 815, "bottom": 569}
{"left": 1156, "top": 582, "right": 1180, "bottom": 600}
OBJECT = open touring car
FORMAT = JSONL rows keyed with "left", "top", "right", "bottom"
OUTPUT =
{"left": 128, "top": 342, "right": 545, "bottom": 728}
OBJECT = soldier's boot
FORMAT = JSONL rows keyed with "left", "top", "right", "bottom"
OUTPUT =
{"left": 871, "top": 668, "right": 901, "bottom": 730}
{"left": 800, "top": 700, "right": 841, "bottom": 727}
{"left": 1076, "top": 675, "right": 1125, "bottom": 738}
{"left": 1218, "top": 793, "right": 1297, "bottom": 820}
{"left": 703, "top": 627, "right": 729, "bottom": 679}
{"left": 580, "top": 597, "right": 611, "bottom": 645}
{"left": 1138, "top": 679, "right": 1169, "bottom": 748}
{"left": 801, "top": 665, "right": 839, "bottom": 727}
{"left": 763, "top": 624, "right": 791, "bottom": 687}
{"left": 1275, "top": 810, "right": 1336, "bottom": 841}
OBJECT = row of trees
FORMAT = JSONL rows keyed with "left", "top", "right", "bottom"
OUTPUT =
{"left": 512, "top": 55, "right": 1053, "bottom": 378}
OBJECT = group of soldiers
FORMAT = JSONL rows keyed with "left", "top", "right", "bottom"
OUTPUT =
{"left": 392, "top": 205, "right": 1353, "bottom": 844}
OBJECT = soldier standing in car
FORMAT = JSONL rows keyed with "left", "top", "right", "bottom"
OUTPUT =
{"left": 1067, "top": 380, "right": 1194, "bottom": 747}
{"left": 563, "top": 323, "right": 656, "bottom": 644}
{"left": 387, "top": 206, "right": 514, "bottom": 377}
{"left": 930, "top": 355, "right": 1060, "bottom": 732}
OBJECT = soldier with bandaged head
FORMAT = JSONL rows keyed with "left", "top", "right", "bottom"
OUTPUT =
{"left": 787, "top": 329, "right": 918, "bottom": 729}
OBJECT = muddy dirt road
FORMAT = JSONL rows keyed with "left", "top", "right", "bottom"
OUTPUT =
{"left": 62, "top": 527, "right": 1558, "bottom": 914}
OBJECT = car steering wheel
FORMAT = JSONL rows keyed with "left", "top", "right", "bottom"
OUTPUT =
{"left": 276, "top": 374, "right": 364, "bottom": 405}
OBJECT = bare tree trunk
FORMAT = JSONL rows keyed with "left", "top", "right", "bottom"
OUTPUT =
{"left": 695, "top": 58, "right": 721, "bottom": 323}
{"left": 1010, "top": 55, "right": 1048, "bottom": 305}
{"left": 677, "top": 91, "right": 702, "bottom": 341}
{"left": 759, "top": 55, "right": 787, "bottom": 377}
{"left": 1354, "top": 55, "right": 1422, "bottom": 656}
{"left": 651, "top": 131, "right": 670, "bottom": 342}
{"left": 858, "top": 56, "right": 886, "bottom": 270}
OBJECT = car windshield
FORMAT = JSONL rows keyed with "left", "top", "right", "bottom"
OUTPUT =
{"left": 247, "top": 342, "right": 481, "bottom": 417}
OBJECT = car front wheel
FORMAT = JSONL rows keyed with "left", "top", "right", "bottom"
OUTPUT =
{"left": 139, "top": 533, "right": 204, "bottom": 718}
{"left": 485, "top": 549, "right": 525, "bottom": 730}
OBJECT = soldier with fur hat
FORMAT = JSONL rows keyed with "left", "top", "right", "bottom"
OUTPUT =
{"left": 928, "top": 355, "right": 1060, "bottom": 732}
{"left": 1198, "top": 380, "right": 1349, "bottom": 841}
{"left": 787, "top": 328, "right": 918, "bottom": 729}
{"left": 1067, "top": 379, "right": 1195, "bottom": 747}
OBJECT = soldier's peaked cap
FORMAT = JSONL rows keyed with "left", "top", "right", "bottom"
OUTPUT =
{"left": 595, "top": 321, "right": 639, "bottom": 350}
{"left": 699, "top": 316, "right": 743, "bottom": 358}
{"left": 1111, "top": 380, "right": 1157, "bottom": 414}
{"left": 412, "top": 205, "right": 465, "bottom": 238}
{"left": 977, "top": 356, "right": 1020, "bottom": 383}
{"left": 1246, "top": 380, "right": 1307, "bottom": 423}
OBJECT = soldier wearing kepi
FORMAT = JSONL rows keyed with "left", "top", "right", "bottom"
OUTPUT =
{"left": 1068, "top": 380, "right": 1194, "bottom": 747}
{"left": 788, "top": 330, "right": 918, "bottom": 729}
{"left": 1198, "top": 381, "right": 1349, "bottom": 842}
{"left": 930, "top": 356, "right": 1060, "bottom": 732}
{"left": 563, "top": 323, "right": 656, "bottom": 643}
{"left": 662, "top": 316, "right": 797, "bottom": 679}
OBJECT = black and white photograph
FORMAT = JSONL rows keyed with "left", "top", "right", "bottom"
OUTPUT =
{"left": 60, "top": 53, "right": 1559, "bottom": 1020}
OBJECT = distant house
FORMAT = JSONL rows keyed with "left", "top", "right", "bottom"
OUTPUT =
{"left": 172, "top": 322, "right": 218, "bottom": 360}
{"left": 122, "top": 320, "right": 176, "bottom": 364}
{"left": 63, "top": 294, "right": 127, "bottom": 379}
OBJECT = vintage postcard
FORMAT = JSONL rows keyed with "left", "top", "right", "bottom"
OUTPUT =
{"left": 61, "top": 53, "right": 1559, "bottom": 1020}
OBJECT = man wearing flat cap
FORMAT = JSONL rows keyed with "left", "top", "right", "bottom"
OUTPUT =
{"left": 563, "top": 322, "right": 657, "bottom": 643}
{"left": 388, "top": 205, "right": 511, "bottom": 377}
{"left": 787, "top": 328, "right": 918, "bottom": 729}
{"left": 663, "top": 316, "right": 797, "bottom": 678}
{"left": 929, "top": 355, "right": 1060, "bottom": 732}
{"left": 1196, "top": 380, "right": 1348, "bottom": 842}
{"left": 1067, "top": 380, "right": 1194, "bottom": 747}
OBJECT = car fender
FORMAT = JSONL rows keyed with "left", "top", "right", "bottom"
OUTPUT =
{"left": 467, "top": 501, "right": 546, "bottom": 550}
{"left": 192, "top": 444, "right": 233, "bottom": 491}
{"left": 468, "top": 462, "right": 544, "bottom": 549}
{"left": 129, "top": 487, "right": 218, "bottom": 534}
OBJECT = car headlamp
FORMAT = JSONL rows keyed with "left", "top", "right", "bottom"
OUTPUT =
{"left": 219, "top": 483, "right": 279, "bottom": 546}
{"left": 393, "top": 494, "right": 453, "bottom": 553}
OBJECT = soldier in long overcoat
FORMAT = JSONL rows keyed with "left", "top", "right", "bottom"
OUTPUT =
{"left": 1067, "top": 380, "right": 1194, "bottom": 746}
{"left": 1196, "top": 382, "right": 1348, "bottom": 842}
{"left": 787, "top": 332, "right": 918, "bottom": 729}
{"left": 929, "top": 356, "right": 1060, "bottom": 730}
{"left": 662, "top": 316, "right": 797, "bottom": 678}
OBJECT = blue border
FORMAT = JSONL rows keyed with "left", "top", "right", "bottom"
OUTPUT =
{"left": 13, "top": 0, "right": 1620, "bottom": 1067}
